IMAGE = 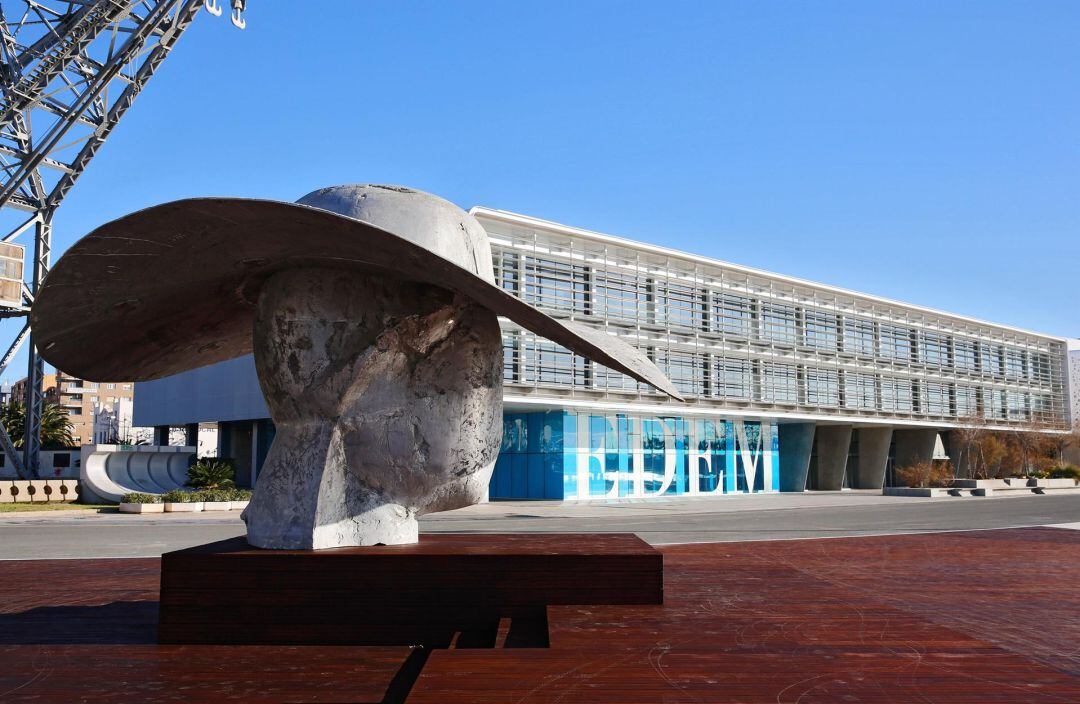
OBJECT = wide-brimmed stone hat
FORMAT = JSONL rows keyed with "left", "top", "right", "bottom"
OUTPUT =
{"left": 31, "top": 184, "right": 682, "bottom": 400}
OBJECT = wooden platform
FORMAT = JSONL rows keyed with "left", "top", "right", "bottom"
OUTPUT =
{"left": 3, "top": 527, "right": 1080, "bottom": 702}
{"left": 159, "top": 533, "right": 662, "bottom": 646}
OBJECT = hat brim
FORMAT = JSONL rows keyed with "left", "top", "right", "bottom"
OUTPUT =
{"left": 31, "top": 198, "right": 683, "bottom": 401}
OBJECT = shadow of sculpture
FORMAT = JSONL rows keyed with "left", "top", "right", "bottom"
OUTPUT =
{"left": 0, "top": 600, "right": 158, "bottom": 644}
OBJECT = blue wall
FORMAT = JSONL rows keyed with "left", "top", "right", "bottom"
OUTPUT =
{"left": 490, "top": 411, "right": 780, "bottom": 500}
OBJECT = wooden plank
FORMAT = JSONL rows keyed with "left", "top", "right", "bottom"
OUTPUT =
{"left": 3, "top": 527, "right": 1080, "bottom": 702}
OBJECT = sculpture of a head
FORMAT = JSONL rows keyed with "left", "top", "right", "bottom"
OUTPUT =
{"left": 31, "top": 184, "right": 682, "bottom": 548}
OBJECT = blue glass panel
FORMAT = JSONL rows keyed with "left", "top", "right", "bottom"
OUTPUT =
{"left": 492, "top": 454, "right": 510, "bottom": 499}
{"left": 544, "top": 453, "right": 564, "bottom": 499}
{"left": 527, "top": 454, "right": 545, "bottom": 498}
{"left": 724, "top": 421, "right": 736, "bottom": 493}
{"left": 510, "top": 454, "right": 528, "bottom": 497}
{"left": 771, "top": 423, "right": 781, "bottom": 491}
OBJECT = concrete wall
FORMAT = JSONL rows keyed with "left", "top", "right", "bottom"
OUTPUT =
{"left": 134, "top": 355, "right": 268, "bottom": 427}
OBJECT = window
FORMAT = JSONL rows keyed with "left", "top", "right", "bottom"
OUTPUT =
{"left": 760, "top": 303, "right": 797, "bottom": 345}
{"left": 981, "top": 345, "right": 1004, "bottom": 377}
{"left": 1006, "top": 391, "right": 1028, "bottom": 420}
{"left": 493, "top": 250, "right": 519, "bottom": 294}
{"left": 1004, "top": 349, "right": 1026, "bottom": 380}
{"left": 522, "top": 256, "right": 590, "bottom": 313}
{"left": 805, "top": 368, "right": 839, "bottom": 406}
{"left": 522, "top": 337, "right": 588, "bottom": 387}
{"left": 922, "top": 382, "right": 950, "bottom": 415}
{"left": 716, "top": 358, "right": 752, "bottom": 399}
{"left": 122, "top": 384, "right": 132, "bottom": 391}
{"left": 1030, "top": 353, "right": 1051, "bottom": 384}
{"left": 107, "top": 383, "right": 115, "bottom": 390}
{"left": 656, "top": 281, "right": 707, "bottom": 331}
{"left": 955, "top": 385, "right": 978, "bottom": 418}
{"left": 804, "top": 311, "right": 838, "bottom": 351}
{"left": 982, "top": 388, "right": 1005, "bottom": 420}
{"left": 842, "top": 317, "right": 875, "bottom": 356}
{"left": 52, "top": 453, "right": 70, "bottom": 468}
{"left": 502, "top": 333, "right": 520, "bottom": 382}
{"left": 954, "top": 339, "right": 978, "bottom": 372}
{"left": 880, "top": 377, "right": 914, "bottom": 412}
{"left": 594, "top": 270, "right": 649, "bottom": 323}
{"left": 656, "top": 349, "right": 706, "bottom": 396}
{"left": 714, "top": 293, "right": 754, "bottom": 337}
{"left": 920, "top": 333, "right": 950, "bottom": 367}
{"left": 879, "top": 325, "right": 914, "bottom": 361}
{"left": 760, "top": 362, "right": 798, "bottom": 404}
{"left": 844, "top": 372, "right": 877, "bottom": 410}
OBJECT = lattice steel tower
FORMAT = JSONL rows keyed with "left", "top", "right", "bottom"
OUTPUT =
{"left": 0, "top": 0, "right": 246, "bottom": 478}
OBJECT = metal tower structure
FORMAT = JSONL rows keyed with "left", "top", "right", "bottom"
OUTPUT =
{"left": 0, "top": 0, "right": 246, "bottom": 478}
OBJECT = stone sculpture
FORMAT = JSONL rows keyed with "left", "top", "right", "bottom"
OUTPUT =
{"left": 31, "top": 184, "right": 681, "bottom": 548}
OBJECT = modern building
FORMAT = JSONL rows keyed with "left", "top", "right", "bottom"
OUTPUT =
{"left": 134, "top": 206, "right": 1078, "bottom": 498}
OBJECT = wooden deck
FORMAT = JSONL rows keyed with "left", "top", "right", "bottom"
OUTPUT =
{"left": 2, "top": 527, "right": 1079, "bottom": 702}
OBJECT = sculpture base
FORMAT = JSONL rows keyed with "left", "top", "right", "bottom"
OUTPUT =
{"left": 158, "top": 533, "right": 662, "bottom": 647}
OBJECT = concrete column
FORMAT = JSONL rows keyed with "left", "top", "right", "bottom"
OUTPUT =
{"left": 852, "top": 427, "right": 892, "bottom": 489}
{"left": 813, "top": 425, "right": 852, "bottom": 491}
{"left": 153, "top": 425, "right": 170, "bottom": 446}
{"left": 216, "top": 421, "right": 232, "bottom": 459}
{"left": 778, "top": 423, "right": 815, "bottom": 492}
{"left": 184, "top": 423, "right": 199, "bottom": 448}
{"left": 893, "top": 428, "right": 938, "bottom": 469}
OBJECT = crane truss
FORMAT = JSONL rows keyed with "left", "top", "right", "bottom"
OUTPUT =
{"left": 0, "top": 0, "right": 205, "bottom": 478}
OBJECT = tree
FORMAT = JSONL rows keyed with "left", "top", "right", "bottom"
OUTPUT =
{"left": 950, "top": 416, "right": 988, "bottom": 478}
{"left": 0, "top": 401, "right": 76, "bottom": 449}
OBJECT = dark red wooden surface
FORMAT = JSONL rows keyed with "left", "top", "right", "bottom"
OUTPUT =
{"left": 2, "top": 527, "right": 1079, "bottom": 702}
{"left": 159, "top": 533, "right": 662, "bottom": 645}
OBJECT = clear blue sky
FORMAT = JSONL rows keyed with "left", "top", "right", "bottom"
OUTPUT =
{"left": 5, "top": 0, "right": 1079, "bottom": 381}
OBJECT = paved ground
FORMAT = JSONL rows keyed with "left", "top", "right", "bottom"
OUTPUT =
{"left": 2, "top": 490, "right": 1078, "bottom": 559}
{"left": 3, "top": 527, "right": 1080, "bottom": 702}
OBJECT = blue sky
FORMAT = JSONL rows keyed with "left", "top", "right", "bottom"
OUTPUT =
{"left": 6, "top": 1, "right": 1079, "bottom": 381}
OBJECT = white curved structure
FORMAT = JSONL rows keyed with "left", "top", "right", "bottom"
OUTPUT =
{"left": 79, "top": 445, "right": 196, "bottom": 504}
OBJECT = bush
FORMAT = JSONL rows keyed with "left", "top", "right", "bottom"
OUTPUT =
{"left": 1049, "top": 465, "right": 1080, "bottom": 481}
{"left": 895, "top": 461, "right": 954, "bottom": 488}
{"left": 187, "top": 459, "right": 236, "bottom": 490}
{"left": 120, "top": 492, "right": 160, "bottom": 504}
{"left": 196, "top": 488, "right": 233, "bottom": 503}
{"left": 162, "top": 488, "right": 199, "bottom": 503}
{"left": 228, "top": 488, "right": 252, "bottom": 501}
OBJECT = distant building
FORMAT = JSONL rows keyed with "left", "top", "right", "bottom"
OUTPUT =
{"left": 12, "top": 372, "right": 139, "bottom": 446}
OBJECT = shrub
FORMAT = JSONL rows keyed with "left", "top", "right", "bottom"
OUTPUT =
{"left": 197, "top": 488, "right": 232, "bottom": 503}
{"left": 895, "top": 461, "right": 954, "bottom": 488}
{"left": 187, "top": 459, "right": 236, "bottom": 490}
{"left": 121, "top": 492, "right": 160, "bottom": 504}
{"left": 1049, "top": 465, "right": 1080, "bottom": 481}
{"left": 162, "top": 488, "right": 200, "bottom": 503}
{"left": 228, "top": 488, "right": 252, "bottom": 501}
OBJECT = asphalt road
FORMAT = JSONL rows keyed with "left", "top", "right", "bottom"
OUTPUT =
{"left": 2, "top": 491, "right": 1078, "bottom": 559}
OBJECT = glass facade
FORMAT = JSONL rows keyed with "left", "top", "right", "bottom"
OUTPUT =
{"left": 480, "top": 210, "right": 1069, "bottom": 429}
{"left": 491, "top": 411, "right": 780, "bottom": 500}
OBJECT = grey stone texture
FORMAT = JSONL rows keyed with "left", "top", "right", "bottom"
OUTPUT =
{"left": 243, "top": 269, "right": 502, "bottom": 548}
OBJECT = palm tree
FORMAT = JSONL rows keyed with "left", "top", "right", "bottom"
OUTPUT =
{"left": 0, "top": 400, "right": 76, "bottom": 449}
